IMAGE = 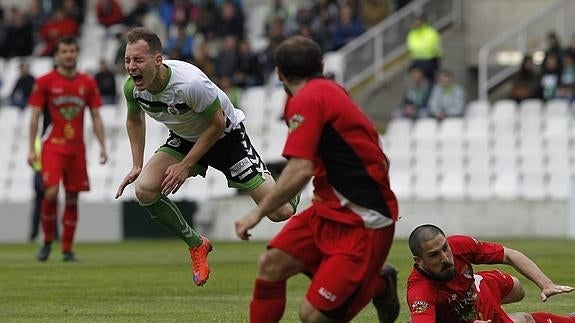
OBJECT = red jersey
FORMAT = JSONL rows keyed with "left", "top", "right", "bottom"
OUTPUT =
{"left": 407, "top": 235, "right": 506, "bottom": 323}
{"left": 282, "top": 78, "right": 398, "bottom": 228}
{"left": 28, "top": 70, "right": 102, "bottom": 153}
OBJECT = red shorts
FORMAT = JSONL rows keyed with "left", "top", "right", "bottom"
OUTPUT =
{"left": 41, "top": 145, "right": 90, "bottom": 192}
{"left": 475, "top": 270, "right": 515, "bottom": 323}
{"left": 268, "top": 206, "right": 395, "bottom": 321}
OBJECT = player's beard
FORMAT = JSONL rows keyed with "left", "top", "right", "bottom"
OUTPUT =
{"left": 421, "top": 263, "right": 456, "bottom": 281}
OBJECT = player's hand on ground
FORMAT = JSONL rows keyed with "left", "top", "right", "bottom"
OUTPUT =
{"left": 235, "top": 211, "right": 264, "bottom": 241}
{"left": 161, "top": 162, "right": 189, "bottom": 195}
{"left": 540, "top": 284, "right": 574, "bottom": 302}
{"left": 115, "top": 167, "right": 142, "bottom": 199}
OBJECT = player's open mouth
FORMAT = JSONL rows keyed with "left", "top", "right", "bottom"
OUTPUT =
{"left": 131, "top": 74, "right": 144, "bottom": 86}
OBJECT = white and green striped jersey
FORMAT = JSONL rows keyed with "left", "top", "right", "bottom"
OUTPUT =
{"left": 123, "top": 60, "right": 245, "bottom": 142}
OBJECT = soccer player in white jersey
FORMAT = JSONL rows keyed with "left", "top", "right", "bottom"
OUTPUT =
{"left": 115, "top": 27, "right": 299, "bottom": 287}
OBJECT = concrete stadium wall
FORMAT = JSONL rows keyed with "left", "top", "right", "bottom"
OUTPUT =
{"left": 1, "top": 196, "right": 574, "bottom": 242}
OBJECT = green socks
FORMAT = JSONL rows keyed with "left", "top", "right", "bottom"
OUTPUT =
{"left": 141, "top": 195, "right": 202, "bottom": 248}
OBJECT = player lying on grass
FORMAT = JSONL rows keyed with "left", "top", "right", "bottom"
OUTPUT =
{"left": 407, "top": 224, "right": 574, "bottom": 323}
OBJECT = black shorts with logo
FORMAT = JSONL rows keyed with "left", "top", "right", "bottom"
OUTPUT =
{"left": 158, "top": 123, "right": 270, "bottom": 191}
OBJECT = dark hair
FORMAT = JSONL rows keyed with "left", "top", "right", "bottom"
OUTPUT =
{"left": 408, "top": 224, "right": 446, "bottom": 257}
{"left": 55, "top": 36, "right": 79, "bottom": 53}
{"left": 274, "top": 36, "right": 323, "bottom": 82}
{"left": 127, "top": 27, "right": 163, "bottom": 55}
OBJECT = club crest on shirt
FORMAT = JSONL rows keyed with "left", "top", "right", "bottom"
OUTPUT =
{"left": 288, "top": 114, "right": 304, "bottom": 133}
{"left": 168, "top": 137, "right": 181, "bottom": 148}
{"left": 411, "top": 300, "right": 429, "bottom": 314}
{"left": 167, "top": 104, "right": 180, "bottom": 115}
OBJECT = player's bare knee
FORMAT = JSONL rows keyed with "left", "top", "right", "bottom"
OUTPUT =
{"left": 509, "top": 312, "right": 535, "bottom": 323}
{"left": 134, "top": 181, "right": 159, "bottom": 204}
{"left": 44, "top": 186, "right": 59, "bottom": 202}
{"left": 502, "top": 277, "right": 525, "bottom": 304}
{"left": 298, "top": 302, "right": 331, "bottom": 323}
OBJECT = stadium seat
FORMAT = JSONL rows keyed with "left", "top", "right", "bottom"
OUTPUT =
{"left": 547, "top": 172, "right": 571, "bottom": 200}
{"left": 518, "top": 98, "right": 543, "bottom": 118}
{"left": 438, "top": 118, "right": 464, "bottom": 141}
{"left": 491, "top": 99, "right": 517, "bottom": 122}
{"left": 239, "top": 86, "right": 267, "bottom": 136}
{"left": 518, "top": 171, "right": 546, "bottom": 200}
{"left": 464, "top": 118, "right": 489, "bottom": 140}
{"left": 465, "top": 172, "right": 491, "bottom": 200}
{"left": 412, "top": 172, "right": 439, "bottom": 200}
{"left": 29, "top": 57, "right": 55, "bottom": 78}
{"left": 544, "top": 99, "right": 570, "bottom": 118}
{"left": 439, "top": 172, "right": 465, "bottom": 200}
{"left": 389, "top": 170, "right": 412, "bottom": 199}
{"left": 268, "top": 87, "right": 287, "bottom": 117}
{"left": 412, "top": 118, "right": 438, "bottom": 141}
{"left": 491, "top": 173, "right": 519, "bottom": 200}
{"left": 465, "top": 100, "right": 490, "bottom": 119}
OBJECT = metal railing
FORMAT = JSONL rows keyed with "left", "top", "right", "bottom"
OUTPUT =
{"left": 325, "top": 0, "right": 461, "bottom": 91}
{"left": 477, "top": 0, "right": 567, "bottom": 101}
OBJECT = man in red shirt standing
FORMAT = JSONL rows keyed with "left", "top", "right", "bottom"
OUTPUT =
{"left": 28, "top": 36, "right": 108, "bottom": 262}
{"left": 235, "top": 35, "right": 399, "bottom": 322}
{"left": 407, "top": 224, "right": 575, "bottom": 323}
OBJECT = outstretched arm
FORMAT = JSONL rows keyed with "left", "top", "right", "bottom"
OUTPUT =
{"left": 235, "top": 157, "right": 312, "bottom": 240}
{"left": 502, "top": 247, "right": 574, "bottom": 301}
{"left": 115, "top": 111, "right": 146, "bottom": 198}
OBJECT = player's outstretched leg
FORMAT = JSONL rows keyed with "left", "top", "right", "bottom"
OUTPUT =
{"left": 189, "top": 236, "right": 213, "bottom": 286}
{"left": 372, "top": 264, "right": 400, "bottom": 323}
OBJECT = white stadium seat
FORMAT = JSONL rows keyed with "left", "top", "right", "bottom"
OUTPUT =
{"left": 465, "top": 100, "right": 490, "bottom": 119}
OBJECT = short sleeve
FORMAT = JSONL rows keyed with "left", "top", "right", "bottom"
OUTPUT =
{"left": 182, "top": 76, "right": 220, "bottom": 117}
{"left": 123, "top": 78, "right": 140, "bottom": 114}
{"left": 282, "top": 95, "right": 324, "bottom": 161}
{"left": 87, "top": 76, "right": 102, "bottom": 109}
{"left": 449, "top": 235, "right": 504, "bottom": 265}
{"left": 27, "top": 77, "right": 45, "bottom": 109}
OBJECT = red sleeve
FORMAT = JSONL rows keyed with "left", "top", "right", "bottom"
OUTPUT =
{"left": 27, "top": 77, "right": 46, "bottom": 109}
{"left": 87, "top": 76, "right": 103, "bottom": 109}
{"left": 449, "top": 235, "right": 504, "bottom": 264}
{"left": 282, "top": 95, "right": 324, "bottom": 161}
{"left": 407, "top": 273, "right": 437, "bottom": 323}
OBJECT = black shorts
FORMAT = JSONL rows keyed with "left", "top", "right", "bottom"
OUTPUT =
{"left": 158, "top": 123, "right": 269, "bottom": 191}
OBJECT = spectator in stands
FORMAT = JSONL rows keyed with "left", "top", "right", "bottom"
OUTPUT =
{"left": 544, "top": 31, "right": 563, "bottom": 66}
{"left": 310, "top": 6, "right": 335, "bottom": 52}
{"left": 509, "top": 54, "right": 539, "bottom": 102}
{"left": 165, "top": 23, "right": 195, "bottom": 61}
{"left": 3, "top": 7, "right": 34, "bottom": 58}
{"left": 428, "top": 69, "right": 465, "bottom": 120}
{"left": 332, "top": 4, "right": 365, "bottom": 50}
{"left": 397, "top": 66, "right": 431, "bottom": 119}
{"left": 407, "top": 12, "right": 442, "bottom": 82}
{"left": 10, "top": 62, "right": 36, "bottom": 110}
{"left": 216, "top": 1, "right": 245, "bottom": 40}
{"left": 260, "top": 16, "right": 287, "bottom": 77}
{"left": 192, "top": 38, "right": 216, "bottom": 78}
{"left": 38, "top": 8, "right": 79, "bottom": 56}
{"left": 195, "top": 0, "right": 219, "bottom": 39}
{"left": 94, "top": 59, "right": 118, "bottom": 105}
{"left": 566, "top": 34, "right": 575, "bottom": 59}
{"left": 264, "top": 0, "right": 291, "bottom": 35}
{"left": 360, "top": 0, "right": 389, "bottom": 29}
{"left": 536, "top": 52, "right": 562, "bottom": 101}
{"left": 95, "top": 0, "right": 124, "bottom": 31}
{"left": 557, "top": 53, "right": 575, "bottom": 103}
{"left": 234, "top": 39, "right": 264, "bottom": 87}
{"left": 215, "top": 34, "right": 239, "bottom": 80}
{"left": 62, "top": 0, "right": 84, "bottom": 25}
{"left": 284, "top": 2, "right": 314, "bottom": 37}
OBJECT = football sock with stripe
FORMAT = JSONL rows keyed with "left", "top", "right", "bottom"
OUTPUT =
{"left": 250, "top": 279, "right": 286, "bottom": 323}
{"left": 531, "top": 312, "right": 575, "bottom": 323}
{"left": 41, "top": 198, "right": 58, "bottom": 243}
{"left": 61, "top": 203, "right": 78, "bottom": 253}
{"left": 141, "top": 195, "right": 202, "bottom": 248}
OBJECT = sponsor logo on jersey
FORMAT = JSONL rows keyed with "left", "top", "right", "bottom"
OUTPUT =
{"left": 288, "top": 114, "right": 304, "bottom": 133}
{"left": 230, "top": 157, "right": 252, "bottom": 177}
{"left": 411, "top": 300, "right": 429, "bottom": 314}
{"left": 318, "top": 287, "right": 337, "bottom": 302}
{"left": 168, "top": 137, "right": 181, "bottom": 148}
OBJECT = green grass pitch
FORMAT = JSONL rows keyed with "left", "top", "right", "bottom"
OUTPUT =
{"left": 0, "top": 239, "right": 574, "bottom": 322}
